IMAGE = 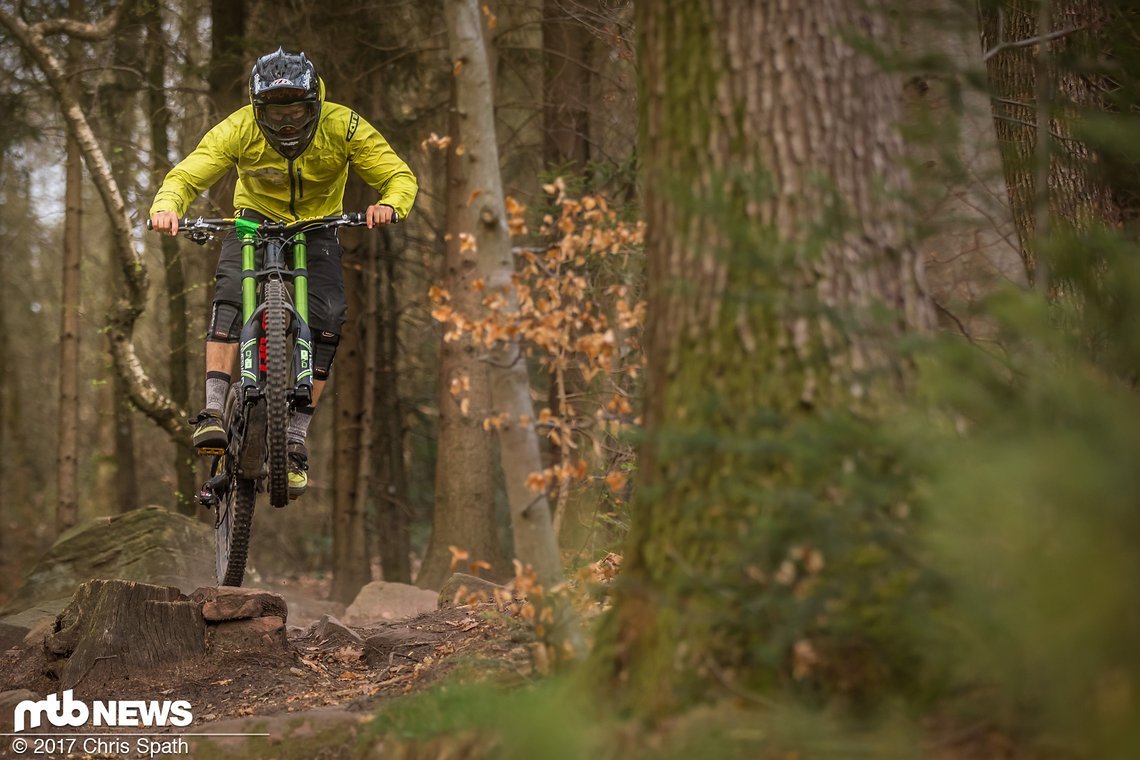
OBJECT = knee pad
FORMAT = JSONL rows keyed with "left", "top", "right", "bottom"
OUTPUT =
{"left": 313, "top": 331, "right": 340, "bottom": 379}
{"left": 208, "top": 302, "right": 242, "bottom": 342}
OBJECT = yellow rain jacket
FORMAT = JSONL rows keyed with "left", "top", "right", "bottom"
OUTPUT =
{"left": 150, "top": 86, "right": 417, "bottom": 221}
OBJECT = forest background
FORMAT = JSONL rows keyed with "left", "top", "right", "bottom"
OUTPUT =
{"left": 1, "top": 0, "right": 1139, "bottom": 757}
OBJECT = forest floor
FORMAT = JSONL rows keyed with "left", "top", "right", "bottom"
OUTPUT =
{"left": 0, "top": 569, "right": 1026, "bottom": 760}
{"left": 0, "top": 580, "right": 535, "bottom": 759}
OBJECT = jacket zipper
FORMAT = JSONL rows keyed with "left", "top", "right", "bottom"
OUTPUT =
{"left": 288, "top": 158, "right": 298, "bottom": 219}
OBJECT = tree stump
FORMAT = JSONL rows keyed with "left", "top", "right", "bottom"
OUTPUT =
{"left": 45, "top": 580, "right": 205, "bottom": 688}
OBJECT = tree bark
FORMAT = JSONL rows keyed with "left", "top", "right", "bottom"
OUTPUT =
{"left": 418, "top": 81, "right": 508, "bottom": 591}
{"left": 902, "top": 0, "right": 1026, "bottom": 338}
{"left": 146, "top": 3, "right": 196, "bottom": 515}
{"left": 56, "top": 0, "right": 84, "bottom": 534}
{"left": 543, "top": 0, "right": 593, "bottom": 174}
{"left": 444, "top": 0, "right": 580, "bottom": 655}
{"left": 376, "top": 229, "right": 412, "bottom": 583}
{"left": 94, "top": 11, "right": 143, "bottom": 515}
{"left": 592, "top": 0, "right": 931, "bottom": 714}
{"left": 978, "top": 0, "right": 1121, "bottom": 286}
{"left": 332, "top": 355, "right": 372, "bottom": 603}
{"left": 332, "top": 233, "right": 372, "bottom": 604}
{"left": 206, "top": 0, "right": 246, "bottom": 217}
{"left": 45, "top": 580, "right": 206, "bottom": 689}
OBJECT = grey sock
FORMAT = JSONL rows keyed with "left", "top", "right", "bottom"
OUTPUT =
{"left": 205, "top": 371, "right": 231, "bottom": 412}
{"left": 288, "top": 406, "right": 315, "bottom": 444}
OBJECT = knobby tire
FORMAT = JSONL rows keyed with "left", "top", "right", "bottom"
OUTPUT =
{"left": 216, "top": 383, "right": 256, "bottom": 587}
{"left": 265, "top": 278, "right": 290, "bottom": 507}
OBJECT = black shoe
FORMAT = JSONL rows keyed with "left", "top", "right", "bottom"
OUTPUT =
{"left": 191, "top": 409, "right": 226, "bottom": 455}
{"left": 287, "top": 441, "right": 309, "bottom": 500}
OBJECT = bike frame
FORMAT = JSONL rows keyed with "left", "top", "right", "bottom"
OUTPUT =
{"left": 235, "top": 217, "right": 314, "bottom": 410}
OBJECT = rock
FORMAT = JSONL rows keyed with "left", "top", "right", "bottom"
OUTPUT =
{"left": 260, "top": 590, "right": 343, "bottom": 629}
{"left": 0, "top": 622, "right": 29, "bottom": 651}
{"left": 23, "top": 619, "right": 54, "bottom": 648}
{"left": 303, "top": 615, "right": 364, "bottom": 648}
{"left": 438, "top": 573, "right": 510, "bottom": 608}
{"left": 342, "top": 582, "right": 438, "bottom": 625}
{"left": 362, "top": 627, "right": 442, "bottom": 668}
{"left": 0, "top": 690, "right": 38, "bottom": 732}
{"left": 2, "top": 507, "right": 215, "bottom": 617}
{"left": 0, "top": 598, "right": 72, "bottom": 632}
{"left": 208, "top": 616, "right": 288, "bottom": 652}
{"left": 191, "top": 587, "right": 288, "bottom": 623}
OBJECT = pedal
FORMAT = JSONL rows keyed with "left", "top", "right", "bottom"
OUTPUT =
{"left": 197, "top": 446, "right": 225, "bottom": 456}
{"left": 197, "top": 488, "right": 219, "bottom": 508}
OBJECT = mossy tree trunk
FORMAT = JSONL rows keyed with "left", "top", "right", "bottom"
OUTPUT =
{"left": 592, "top": 0, "right": 931, "bottom": 713}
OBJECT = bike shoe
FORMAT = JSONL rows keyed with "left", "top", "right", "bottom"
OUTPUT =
{"left": 191, "top": 408, "right": 226, "bottom": 455}
{"left": 287, "top": 441, "right": 309, "bottom": 500}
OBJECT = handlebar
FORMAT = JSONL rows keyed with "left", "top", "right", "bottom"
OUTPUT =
{"left": 145, "top": 211, "right": 399, "bottom": 244}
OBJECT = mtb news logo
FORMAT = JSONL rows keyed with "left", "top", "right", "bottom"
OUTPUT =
{"left": 12, "top": 690, "right": 193, "bottom": 732}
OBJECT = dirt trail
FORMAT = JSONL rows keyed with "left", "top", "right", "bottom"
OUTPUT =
{"left": 0, "top": 600, "right": 530, "bottom": 759}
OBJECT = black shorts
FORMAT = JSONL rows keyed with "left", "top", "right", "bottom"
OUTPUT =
{"left": 213, "top": 212, "right": 347, "bottom": 336}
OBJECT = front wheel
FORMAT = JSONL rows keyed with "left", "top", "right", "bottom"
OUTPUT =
{"left": 215, "top": 384, "right": 256, "bottom": 587}
{"left": 265, "top": 278, "right": 290, "bottom": 507}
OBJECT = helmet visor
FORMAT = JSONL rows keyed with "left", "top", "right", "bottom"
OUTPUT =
{"left": 264, "top": 103, "right": 313, "bottom": 131}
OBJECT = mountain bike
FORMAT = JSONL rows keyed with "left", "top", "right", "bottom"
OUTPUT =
{"left": 147, "top": 212, "right": 377, "bottom": 586}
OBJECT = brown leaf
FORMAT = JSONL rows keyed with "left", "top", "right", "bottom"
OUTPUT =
{"left": 604, "top": 470, "right": 627, "bottom": 493}
{"left": 449, "top": 545, "right": 470, "bottom": 572}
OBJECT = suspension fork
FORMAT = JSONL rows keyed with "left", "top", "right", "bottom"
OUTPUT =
{"left": 236, "top": 218, "right": 262, "bottom": 400}
{"left": 292, "top": 232, "right": 314, "bottom": 408}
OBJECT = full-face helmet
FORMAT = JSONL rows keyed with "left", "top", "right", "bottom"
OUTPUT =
{"left": 249, "top": 48, "right": 321, "bottom": 159}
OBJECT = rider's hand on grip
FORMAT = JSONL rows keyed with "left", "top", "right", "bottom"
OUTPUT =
{"left": 150, "top": 210, "right": 180, "bottom": 236}
{"left": 365, "top": 204, "right": 398, "bottom": 229}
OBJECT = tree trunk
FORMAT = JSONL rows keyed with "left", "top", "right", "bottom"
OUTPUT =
{"left": 418, "top": 81, "right": 507, "bottom": 591}
{"left": 94, "top": 13, "right": 143, "bottom": 515}
{"left": 44, "top": 580, "right": 206, "bottom": 689}
{"left": 543, "top": 0, "right": 593, "bottom": 174}
{"left": 978, "top": 0, "right": 1121, "bottom": 286}
{"left": 445, "top": 0, "right": 580, "bottom": 655}
{"left": 592, "top": 0, "right": 931, "bottom": 714}
{"left": 56, "top": 0, "right": 84, "bottom": 533}
{"left": 353, "top": 233, "right": 380, "bottom": 579}
{"left": 146, "top": 4, "right": 196, "bottom": 515}
{"left": 332, "top": 235, "right": 372, "bottom": 604}
{"left": 205, "top": 0, "right": 246, "bottom": 218}
{"left": 376, "top": 229, "right": 412, "bottom": 583}
{"left": 0, "top": 2, "right": 187, "bottom": 439}
{"left": 902, "top": 0, "right": 1026, "bottom": 338}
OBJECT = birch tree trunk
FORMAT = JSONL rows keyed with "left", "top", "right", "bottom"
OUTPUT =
{"left": 0, "top": 1, "right": 187, "bottom": 440}
{"left": 592, "top": 0, "right": 931, "bottom": 713}
{"left": 444, "top": 0, "right": 581, "bottom": 654}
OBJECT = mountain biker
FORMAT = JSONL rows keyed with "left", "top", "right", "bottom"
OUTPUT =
{"left": 149, "top": 48, "right": 417, "bottom": 500}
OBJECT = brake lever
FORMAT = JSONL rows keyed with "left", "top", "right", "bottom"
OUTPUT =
{"left": 186, "top": 228, "right": 215, "bottom": 245}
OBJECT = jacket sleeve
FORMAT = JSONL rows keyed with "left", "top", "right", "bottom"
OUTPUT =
{"left": 149, "top": 114, "right": 242, "bottom": 216}
{"left": 346, "top": 114, "right": 418, "bottom": 219}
